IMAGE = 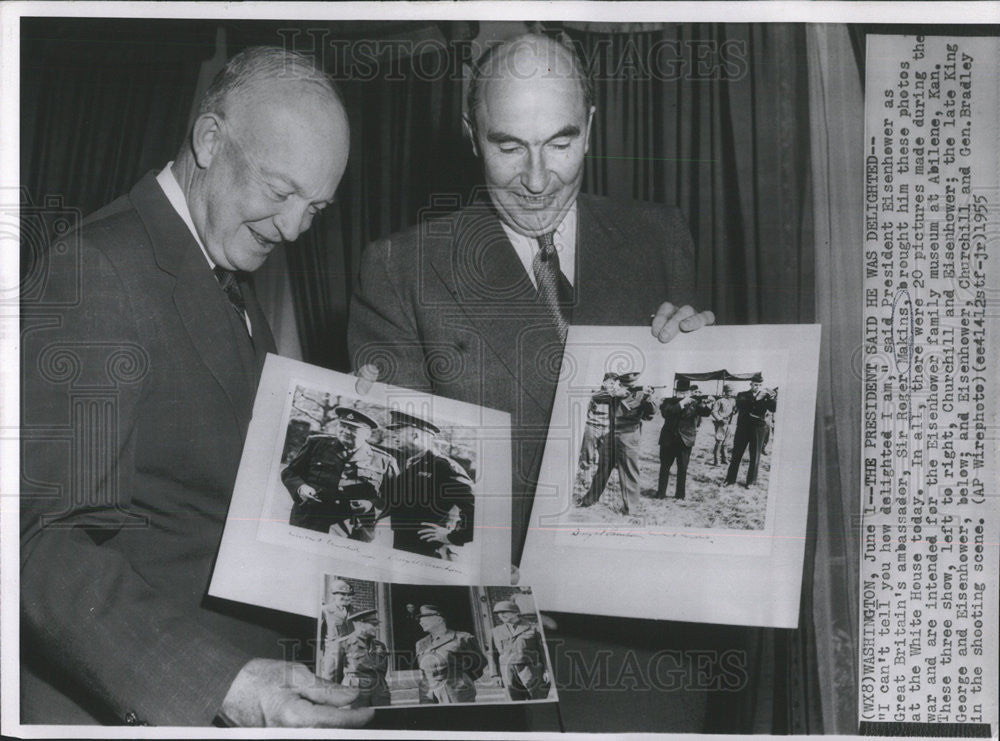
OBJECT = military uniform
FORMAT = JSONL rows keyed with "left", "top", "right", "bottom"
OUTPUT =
{"left": 415, "top": 630, "right": 487, "bottom": 704}
{"left": 578, "top": 383, "right": 655, "bottom": 514}
{"left": 281, "top": 434, "right": 398, "bottom": 539}
{"left": 341, "top": 633, "right": 391, "bottom": 707}
{"left": 724, "top": 389, "right": 777, "bottom": 486}
{"left": 491, "top": 619, "right": 549, "bottom": 701}
{"left": 318, "top": 606, "right": 353, "bottom": 682}
{"left": 656, "top": 395, "right": 711, "bottom": 500}
{"left": 578, "top": 386, "right": 620, "bottom": 472}
{"left": 387, "top": 450, "right": 474, "bottom": 559}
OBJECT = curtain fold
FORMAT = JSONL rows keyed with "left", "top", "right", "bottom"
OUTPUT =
{"left": 805, "top": 23, "right": 865, "bottom": 734}
{"left": 573, "top": 24, "right": 814, "bottom": 325}
{"left": 20, "top": 21, "right": 213, "bottom": 219}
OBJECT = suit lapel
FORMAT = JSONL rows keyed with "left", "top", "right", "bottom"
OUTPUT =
{"left": 128, "top": 173, "right": 253, "bottom": 431}
{"left": 426, "top": 200, "right": 563, "bottom": 421}
{"left": 240, "top": 275, "right": 276, "bottom": 370}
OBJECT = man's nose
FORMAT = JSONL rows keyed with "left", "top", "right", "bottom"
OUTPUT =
{"left": 273, "top": 199, "right": 313, "bottom": 242}
{"left": 520, "top": 151, "right": 548, "bottom": 194}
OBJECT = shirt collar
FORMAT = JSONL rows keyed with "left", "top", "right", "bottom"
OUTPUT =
{"left": 155, "top": 162, "right": 215, "bottom": 269}
{"left": 499, "top": 202, "right": 577, "bottom": 288}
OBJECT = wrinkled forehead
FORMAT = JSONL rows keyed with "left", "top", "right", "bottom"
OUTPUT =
{"left": 228, "top": 84, "right": 348, "bottom": 196}
{"left": 474, "top": 45, "right": 587, "bottom": 126}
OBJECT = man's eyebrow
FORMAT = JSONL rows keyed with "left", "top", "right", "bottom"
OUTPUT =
{"left": 485, "top": 125, "right": 582, "bottom": 146}
{"left": 547, "top": 125, "right": 581, "bottom": 141}
{"left": 261, "top": 169, "right": 333, "bottom": 204}
{"left": 485, "top": 130, "right": 528, "bottom": 146}
{"left": 260, "top": 168, "right": 301, "bottom": 193}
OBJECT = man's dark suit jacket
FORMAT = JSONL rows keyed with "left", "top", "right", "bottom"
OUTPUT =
{"left": 20, "top": 173, "right": 307, "bottom": 726}
{"left": 349, "top": 193, "right": 724, "bottom": 733}
{"left": 659, "top": 396, "right": 711, "bottom": 448}
{"left": 348, "top": 193, "right": 699, "bottom": 564}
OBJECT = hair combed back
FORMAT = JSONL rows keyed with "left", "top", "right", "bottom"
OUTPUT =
{"left": 466, "top": 33, "right": 593, "bottom": 126}
{"left": 198, "top": 46, "right": 343, "bottom": 118}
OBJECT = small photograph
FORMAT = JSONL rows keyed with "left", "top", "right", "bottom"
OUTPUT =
{"left": 315, "top": 575, "right": 556, "bottom": 709}
{"left": 278, "top": 387, "right": 478, "bottom": 562}
{"left": 571, "top": 368, "right": 778, "bottom": 530}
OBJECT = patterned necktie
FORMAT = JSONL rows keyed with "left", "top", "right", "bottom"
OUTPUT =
{"left": 533, "top": 232, "right": 569, "bottom": 342}
{"left": 213, "top": 266, "right": 250, "bottom": 334}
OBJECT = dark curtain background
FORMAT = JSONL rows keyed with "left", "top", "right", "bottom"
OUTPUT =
{"left": 570, "top": 23, "right": 814, "bottom": 325}
{"left": 21, "top": 19, "right": 826, "bottom": 733}
{"left": 20, "top": 20, "right": 214, "bottom": 221}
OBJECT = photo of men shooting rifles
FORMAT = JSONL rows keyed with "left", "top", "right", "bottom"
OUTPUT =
{"left": 572, "top": 369, "right": 778, "bottom": 530}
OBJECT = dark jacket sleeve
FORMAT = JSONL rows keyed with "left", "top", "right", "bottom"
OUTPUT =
{"left": 281, "top": 439, "right": 314, "bottom": 499}
{"left": 436, "top": 458, "right": 475, "bottom": 547}
{"left": 348, "top": 237, "right": 434, "bottom": 391}
{"left": 459, "top": 633, "right": 488, "bottom": 681}
{"left": 20, "top": 241, "right": 251, "bottom": 725}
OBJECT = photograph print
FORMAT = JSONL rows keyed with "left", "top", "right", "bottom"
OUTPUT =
{"left": 210, "top": 355, "right": 513, "bottom": 619}
{"left": 314, "top": 574, "right": 557, "bottom": 709}
{"left": 277, "top": 385, "right": 479, "bottom": 562}
{"left": 519, "top": 324, "right": 820, "bottom": 625}
{"left": 529, "top": 324, "right": 821, "bottom": 559}
{"left": 572, "top": 368, "right": 779, "bottom": 531}
{"left": 259, "top": 376, "right": 486, "bottom": 573}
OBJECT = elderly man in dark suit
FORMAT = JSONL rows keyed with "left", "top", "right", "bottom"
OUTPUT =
{"left": 382, "top": 410, "right": 475, "bottom": 559}
{"left": 655, "top": 380, "right": 712, "bottom": 500}
{"left": 20, "top": 47, "right": 372, "bottom": 728}
{"left": 348, "top": 33, "right": 716, "bottom": 733}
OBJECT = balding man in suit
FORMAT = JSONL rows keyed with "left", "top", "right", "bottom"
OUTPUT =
{"left": 21, "top": 47, "right": 371, "bottom": 728}
{"left": 349, "top": 33, "right": 717, "bottom": 733}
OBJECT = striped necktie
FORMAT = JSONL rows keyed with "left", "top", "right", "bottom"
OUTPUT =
{"left": 533, "top": 232, "right": 569, "bottom": 342}
{"left": 213, "top": 266, "right": 250, "bottom": 335}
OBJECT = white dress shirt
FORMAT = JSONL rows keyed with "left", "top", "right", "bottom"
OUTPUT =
{"left": 500, "top": 202, "right": 577, "bottom": 288}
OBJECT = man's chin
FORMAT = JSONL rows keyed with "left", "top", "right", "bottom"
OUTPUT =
{"left": 500, "top": 212, "right": 563, "bottom": 238}
{"left": 229, "top": 250, "right": 271, "bottom": 273}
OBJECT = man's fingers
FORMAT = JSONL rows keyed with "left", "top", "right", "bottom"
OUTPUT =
{"left": 649, "top": 301, "right": 677, "bottom": 336}
{"left": 651, "top": 304, "right": 715, "bottom": 343}
{"left": 653, "top": 303, "right": 696, "bottom": 343}
{"left": 510, "top": 563, "right": 521, "bottom": 585}
{"left": 279, "top": 695, "right": 374, "bottom": 729}
{"left": 679, "top": 309, "right": 715, "bottom": 332}
{"left": 297, "top": 680, "right": 361, "bottom": 708}
{"left": 308, "top": 705, "right": 376, "bottom": 729}
{"left": 354, "top": 363, "right": 379, "bottom": 395}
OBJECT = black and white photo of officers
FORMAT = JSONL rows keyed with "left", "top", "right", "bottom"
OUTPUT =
{"left": 314, "top": 576, "right": 556, "bottom": 709}
{"left": 572, "top": 366, "right": 778, "bottom": 529}
{"left": 277, "top": 386, "right": 478, "bottom": 560}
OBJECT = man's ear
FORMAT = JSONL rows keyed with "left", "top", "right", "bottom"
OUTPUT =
{"left": 191, "top": 113, "right": 225, "bottom": 169}
{"left": 583, "top": 105, "right": 596, "bottom": 154}
{"left": 462, "top": 113, "right": 480, "bottom": 158}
